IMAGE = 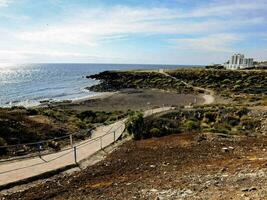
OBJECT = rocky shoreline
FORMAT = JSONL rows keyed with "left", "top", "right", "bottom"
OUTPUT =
{"left": 86, "top": 70, "right": 194, "bottom": 94}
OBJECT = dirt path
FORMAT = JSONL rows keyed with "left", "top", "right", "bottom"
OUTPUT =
{"left": 202, "top": 94, "right": 215, "bottom": 105}
{"left": 159, "top": 69, "right": 215, "bottom": 105}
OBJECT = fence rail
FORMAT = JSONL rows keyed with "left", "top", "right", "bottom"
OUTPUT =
{"left": 0, "top": 107, "right": 173, "bottom": 188}
{"left": 0, "top": 122, "right": 124, "bottom": 163}
{"left": 0, "top": 122, "right": 125, "bottom": 177}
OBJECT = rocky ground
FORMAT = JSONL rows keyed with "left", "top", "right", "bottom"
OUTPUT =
{"left": 1, "top": 131, "right": 266, "bottom": 200}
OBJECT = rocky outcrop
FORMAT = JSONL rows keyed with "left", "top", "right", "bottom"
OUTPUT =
{"left": 87, "top": 71, "right": 193, "bottom": 93}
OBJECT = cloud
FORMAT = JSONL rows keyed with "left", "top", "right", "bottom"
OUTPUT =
{"left": 0, "top": 0, "right": 10, "bottom": 7}
{"left": 186, "top": 0, "right": 267, "bottom": 18}
{"left": 14, "top": 5, "right": 264, "bottom": 47}
{"left": 0, "top": 0, "right": 267, "bottom": 63}
{"left": 0, "top": 49, "right": 99, "bottom": 63}
{"left": 169, "top": 34, "right": 242, "bottom": 52}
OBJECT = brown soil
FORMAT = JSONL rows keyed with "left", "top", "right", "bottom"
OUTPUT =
{"left": 55, "top": 88, "right": 203, "bottom": 112}
{"left": 2, "top": 132, "right": 267, "bottom": 200}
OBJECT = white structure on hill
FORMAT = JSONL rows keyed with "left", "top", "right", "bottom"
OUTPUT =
{"left": 224, "top": 53, "right": 254, "bottom": 70}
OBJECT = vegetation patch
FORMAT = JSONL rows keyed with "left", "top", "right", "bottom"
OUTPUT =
{"left": 126, "top": 106, "right": 262, "bottom": 140}
{"left": 167, "top": 69, "right": 267, "bottom": 104}
{"left": 0, "top": 107, "right": 129, "bottom": 158}
{"left": 87, "top": 71, "right": 194, "bottom": 94}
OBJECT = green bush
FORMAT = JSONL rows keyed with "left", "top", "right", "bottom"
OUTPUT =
{"left": 215, "top": 127, "right": 230, "bottom": 134}
{"left": 204, "top": 112, "right": 217, "bottom": 123}
{"left": 0, "top": 137, "right": 7, "bottom": 146}
{"left": 74, "top": 119, "right": 87, "bottom": 129}
{"left": 236, "top": 80, "right": 242, "bottom": 84}
{"left": 42, "top": 109, "right": 66, "bottom": 122}
{"left": 222, "top": 79, "right": 231, "bottom": 84}
{"left": 224, "top": 114, "right": 240, "bottom": 127}
{"left": 234, "top": 84, "right": 241, "bottom": 90}
{"left": 184, "top": 120, "right": 199, "bottom": 131}
{"left": 26, "top": 108, "right": 39, "bottom": 115}
{"left": 240, "top": 116, "right": 260, "bottom": 130}
{"left": 149, "top": 128, "right": 160, "bottom": 137}
{"left": 126, "top": 112, "right": 144, "bottom": 140}
{"left": 0, "top": 137, "right": 7, "bottom": 155}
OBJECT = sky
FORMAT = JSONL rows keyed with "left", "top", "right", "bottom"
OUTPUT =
{"left": 0, "top": 0, "right": 267, "bottom": 65}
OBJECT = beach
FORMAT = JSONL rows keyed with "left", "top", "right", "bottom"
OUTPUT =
{"left": 53, "top": 88, "right": 204, "bottom": 112}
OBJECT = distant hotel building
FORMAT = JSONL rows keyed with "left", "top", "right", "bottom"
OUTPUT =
{"left": 224, "top": 53, "right": 254, "bottom": 70}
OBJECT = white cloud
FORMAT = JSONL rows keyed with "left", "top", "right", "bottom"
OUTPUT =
{"left": 187, "top": 0, "right": 267, "bottom": 18}
{"left": 0, "top": 49, "right": 101, "bottom": 63}
{"left": 169, "top": 34, "right": 242, "bottom": 52}
{"left": 14, "top": 5, "right": 264, "bottom": 47}
{"left": 0, "top": 1, "right": 267, "bottom": 63}
{"left": 0, "top": 0, "right": 10, "bottom": 7}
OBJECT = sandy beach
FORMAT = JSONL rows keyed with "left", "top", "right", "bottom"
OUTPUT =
{"left": 52, "top": 88, "right": 204, "bottom": 112}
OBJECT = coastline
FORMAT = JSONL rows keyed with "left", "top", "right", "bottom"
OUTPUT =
{"left": 1, "top": 89, "right": 110, "bottom": 109}
{"left": 70, "top": 92, "right": 117, "bottom": 104}
{"left": 35, "top": 91, "right": 116, "bottom": 108}
{"left": 0, "top": 63, "right": 189, "bottom": 109}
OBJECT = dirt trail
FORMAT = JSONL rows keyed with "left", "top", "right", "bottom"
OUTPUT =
{"left": 158, "top": 69, "right": 215, "bottom": 105}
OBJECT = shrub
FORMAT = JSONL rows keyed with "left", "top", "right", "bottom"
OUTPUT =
{"left": 0, "top": 137, "right": 7, "bottom": 155}
{"left": 222, "top": 79, "right": 231, "bottom": 84}
{"left": 149, "top": 128, "right": 160, "bottom": 137}
{"left": 26, "top": 108, "right": 39, "bottom": 115}
{"left": 233, "top": 84, "right": 241, "bottom": 90}
{"left": 42, "top": 109, "right": 66, "bottom": 122}
{"left": 240, "top": 116, "right": 260, "bottom": 130}
{"left": 0, "top": 137, "right": 7, "bottom": 146}
{"left": 215, "top": 127, "right": 230, "bottom": 135}
{"left": 204, "top": 112, "right": 217, "bottom": 123}
{"left": 126, "top": 112, "right": 144, "bottom": 140}
{"left": 224, "top": 114, "right": 240, "bottom": 127}
{"left": 74, "top": 119, "right": 87, "bottom": 129}
{"left": 77, "top": 111, "right": 97, "bottom": 120}
{"left": 236, "top": 107, "right": 249, "bottom": 117}
{"left": 184, "top": 120, "right": 199, "bottom": 131}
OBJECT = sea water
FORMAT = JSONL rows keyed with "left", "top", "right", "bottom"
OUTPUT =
{"left": 0, "top": 63, "right": 189, "bottom": 107}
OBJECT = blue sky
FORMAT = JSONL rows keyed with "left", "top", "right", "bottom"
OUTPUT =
{"left": 0, "top": 0, "right": 267, "bottom": 64}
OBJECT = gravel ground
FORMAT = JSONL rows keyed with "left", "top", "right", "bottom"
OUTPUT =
{"left": 54, "top": 88, "right": 203, "bottom": 112}
{"left": 1, "top": 132, "right": 266, "bottom": 200}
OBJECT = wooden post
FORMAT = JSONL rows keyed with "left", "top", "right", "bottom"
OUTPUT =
{"left": 70, "top": 134, "right": 73, "bottom": 147}
{"left": 74, "top": 146, "right": 77, "bottom": 163}
{"left": 114, "top": 131, "right": 116, "bottom": 142}
{"left": 38, "top": 143, "right": 42, "bottom": 158}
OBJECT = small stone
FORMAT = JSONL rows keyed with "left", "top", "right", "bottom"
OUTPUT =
{"left": 241, "top": 187, "right": 257, "bottom": 192}
{"left": 220, "top": 167, "right": 227, "bottom": 172}
{"left": 222, "top": 147, "right": 229, "bottom": 152}
{"left": 228, "top": 146, "right": 234, "bottom": 150}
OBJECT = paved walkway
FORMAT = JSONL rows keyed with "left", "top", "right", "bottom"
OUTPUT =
{"left": 0, "top": 107, "right": 172, "bottom": 189}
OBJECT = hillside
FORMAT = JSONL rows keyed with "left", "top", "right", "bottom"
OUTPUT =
{"left": 3, "top": 131, "right": 267, "bottom": 199}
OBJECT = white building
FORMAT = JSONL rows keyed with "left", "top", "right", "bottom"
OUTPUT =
{"left": 224, "top": 53, "right": 254, "bottom": 70}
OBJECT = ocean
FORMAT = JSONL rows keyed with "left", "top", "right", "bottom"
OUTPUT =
{"left": 0, "top": 63, "right": 190, "bottom": 107}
